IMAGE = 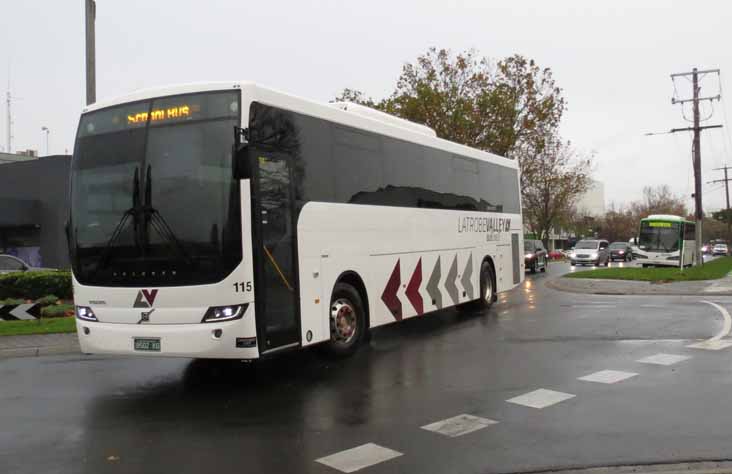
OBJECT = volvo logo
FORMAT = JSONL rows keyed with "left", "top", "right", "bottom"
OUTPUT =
{"left": 137, "top": 309, "right": 155, "bottom": 324}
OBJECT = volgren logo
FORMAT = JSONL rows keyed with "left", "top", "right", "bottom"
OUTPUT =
{"left": 133, "top": 289, "right": 159, "bottom": 308}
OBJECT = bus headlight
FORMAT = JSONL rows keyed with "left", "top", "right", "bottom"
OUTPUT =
{"left": 202, "top": 303, "right": 248, "bottom": 323}
{"left": 76, "top": 306, "right": 98, "bottom": 322}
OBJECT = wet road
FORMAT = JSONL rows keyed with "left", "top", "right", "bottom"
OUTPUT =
{"left": 3, "top": 262, "right": 732, "bottom": 474}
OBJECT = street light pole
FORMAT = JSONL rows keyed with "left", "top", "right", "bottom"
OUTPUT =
{"left": 41, "top": 126, "right": 49, "bottom": 155}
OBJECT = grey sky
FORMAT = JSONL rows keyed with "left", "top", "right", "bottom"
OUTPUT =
{"left": 2, "top": 0, "right": 731, "bottom": 211}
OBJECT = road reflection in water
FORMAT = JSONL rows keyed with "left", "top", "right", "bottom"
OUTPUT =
{"left": 78, "top": 307, "right": 501, "bottom": 473}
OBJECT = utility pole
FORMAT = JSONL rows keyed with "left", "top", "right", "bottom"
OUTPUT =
{"left": 670, "top": 67, "right": 723, "bottom": 265}
{"left": 85, "top": 0, "right": 96, "bottom": 105}
{"left": 708, "top": 165, "right": 732, "bottom": 241}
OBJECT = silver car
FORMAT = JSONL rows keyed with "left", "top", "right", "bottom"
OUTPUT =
{"left": 0, "top": 254, "right": 51, "bottom": 274}
{"left": 569, "top": 240, "right": 610, "bottom": 266}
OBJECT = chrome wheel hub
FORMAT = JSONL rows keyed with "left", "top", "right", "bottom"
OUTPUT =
{"left": 331, "top": 299, "right": 357, "bottom": 344}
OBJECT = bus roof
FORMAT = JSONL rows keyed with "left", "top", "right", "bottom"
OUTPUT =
{"left": 80, "top": 81, "right": 517, "bottom": 170}
{"left": 641, "top": 214, "right": 693, "bottom": 224}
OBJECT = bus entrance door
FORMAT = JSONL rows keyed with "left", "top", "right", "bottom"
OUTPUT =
{"left": 253, "top": 154, "right": 301, "bottom": 353}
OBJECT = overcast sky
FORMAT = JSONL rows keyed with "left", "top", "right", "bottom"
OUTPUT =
{"left": 3, "top": 0, "right": 732, "bottom": 211}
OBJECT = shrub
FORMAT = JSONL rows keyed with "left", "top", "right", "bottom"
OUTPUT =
{"left": 41, "top": 303, "right": 75, "bottom": 319}
{"left": 0, "top": 271, "right": 73, "bottom": 300}
{"left": 35, "top": 295, "right": 60, "bottom": 306}
{"left": 0, "top": 297, "right": 25, "bottom": 306}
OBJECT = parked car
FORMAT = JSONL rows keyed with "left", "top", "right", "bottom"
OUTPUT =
{"left": 548, "top": 250, "right": 565, "bottom": 260}
{"left": 713, "top": 244, "right": 729, "bottom": 256}
{"left": 0, "top": 255, "right": 50, "bottom": 274}
{"left": 569, "top": 239, "right": 610, "bottom": 266}
{"left": 608, "top": 242, "right": 634, "bottom": 262}
{"left": 524, "top": 239, "right": 548, "bottom": 273}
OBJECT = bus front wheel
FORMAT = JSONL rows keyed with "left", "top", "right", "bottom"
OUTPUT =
{"left": 326, "top": 283, "right": 366, "bottom": 357}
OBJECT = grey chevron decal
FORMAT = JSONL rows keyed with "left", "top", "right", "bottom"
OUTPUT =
{"left": 445, "top": 254, "right": 459, "bottom": 306}
{"left": 426, "top": 256, "right": 442, "bottom": 309}
{"left": 461, "top": 253, "right": 474, "bottom": 300}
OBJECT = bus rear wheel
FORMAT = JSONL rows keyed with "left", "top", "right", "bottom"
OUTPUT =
{"left": 477, "top": 260, "right": 495, "bottom": 310}
{"left": 325, "top": 283, "right": 366, "bottom": 357}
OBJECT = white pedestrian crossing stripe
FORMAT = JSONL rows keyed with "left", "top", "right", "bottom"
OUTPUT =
{"left": 421, "top": 414, "right": 498, "bottom": 437}
{"left": 637, "top": 353, "right": 691, "bottom": 366}
{"left": 578, "top": 370, "right": 638, "bottom": 384}
{"left": 506, "top": 389, "right": 575, "bottom": 409}
{"left": 316, "top": 443, "right": 402, "bottom": 473}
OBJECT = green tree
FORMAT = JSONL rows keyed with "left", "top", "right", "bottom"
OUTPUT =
{"left": 334, "top": 48, "right": 565, "bottom": 158}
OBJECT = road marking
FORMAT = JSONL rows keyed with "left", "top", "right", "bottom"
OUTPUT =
{"left": 686, "top": 301, "right": 732, "bottom": 350}
{"left": 578, "top": 370, "right": 638, "bottom": 384}
{"left": 421, "top": 414, "right": 498, "bottom": 438}
{"left": 637, "top": 353, "right": 691, "bottom": 366}
{"left": 316, "top": 443, "right": 402, "bottom": 473}
{"left": 506, "top": 389, "right": 575, "bottom": 409}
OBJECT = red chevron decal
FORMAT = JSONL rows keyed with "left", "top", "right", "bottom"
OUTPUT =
{"left": 381, "top": 259, "right": 402, "bottom": 321}
{"left": 406, "top": 258, "right": 423, "bottom": 315}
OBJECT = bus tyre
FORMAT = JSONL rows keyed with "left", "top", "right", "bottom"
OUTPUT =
{"left": 478, "top": 261, "right": 495, "bottom": 310}
{"left": 326, "top": 283, "right": 366, "bottom": 357}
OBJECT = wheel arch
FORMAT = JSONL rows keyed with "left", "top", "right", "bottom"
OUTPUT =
{"left": 332, "top": 271, "right": 370, "bottom": 328}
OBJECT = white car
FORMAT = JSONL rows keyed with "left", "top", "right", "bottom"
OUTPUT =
{"left": 0, "top": 254, "right": 52, "bottom": 274}
{"left": 713, "top": 244, "right": 729, "bottom": 256}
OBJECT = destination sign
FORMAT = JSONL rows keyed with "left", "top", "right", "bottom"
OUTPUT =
{"left": 127, "top": 105, "right": 192, "bottom": 124}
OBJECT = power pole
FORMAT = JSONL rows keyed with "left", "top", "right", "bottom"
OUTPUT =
{"left": 85, "top": 0, "right": 96, "bottom": 105}
{"left": 708, "top": 164, "right": 732, "bottom": 240}
{"left": 670, "top": 67, "right": 723, "bottom": 265}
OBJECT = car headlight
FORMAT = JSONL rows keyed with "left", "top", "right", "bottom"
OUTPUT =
{"left": 569, "top": 252, "right": 576, "bottom": 258}
{"left": 201, "top": 303, "right": 249, "bottom": 323}
{"left": 525, "top": 253, "right": 534, "bottom": 259}
{"left": 618, "top": 250, "right": 624, "bottom": 254}
{"left": 75, "top": 306, "right": 98, "bottom": 322}
{"left": 590, "top": 252, "right": 598, "bottom": 259}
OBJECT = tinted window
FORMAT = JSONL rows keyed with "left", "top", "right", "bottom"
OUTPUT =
{"left": 609, "top": 242, "right": 626, "bottom": 249}
{"left": 0, "top": 256, "right": 24, "bottom": 270}
{"left": 575, "top": 240, "right": 599, "bottom": 249}
{"left": 248, "top": 103, "right": 520, "bottom": 213}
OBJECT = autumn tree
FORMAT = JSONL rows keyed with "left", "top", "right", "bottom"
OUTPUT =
{"left": 520, "top": 138, "right": 592, "bottom": 245}
{"left": 630, "top": 185, "right": 688, "bottom": 218}
{"left": 334, "top": 48, "right": 565, "bottom": 158}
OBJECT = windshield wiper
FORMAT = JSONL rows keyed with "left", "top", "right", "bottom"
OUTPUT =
{"left": 142, "top": 165, "right": 196, "bottom": 268}
{"left": 95, "top": 167, "right": 142, "bottom": 273}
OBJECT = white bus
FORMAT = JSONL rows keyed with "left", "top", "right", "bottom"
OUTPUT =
{"left": 634, "top": 214, "right": 696, "bottom": 267}
{"left": 69, "top": 82, "right": 524, "bottom": 359}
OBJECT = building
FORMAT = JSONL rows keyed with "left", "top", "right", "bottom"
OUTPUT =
{"left": 575, "top": 180, "right": 606, "bottom": 217}
{"left": 0, "top": 154, "right": 71, "bottom": 269}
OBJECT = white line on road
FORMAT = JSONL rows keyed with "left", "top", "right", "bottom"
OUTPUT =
{"left": 316, "top": 443, "right": 403, "bottom": 473}
{"left": 506, "top": 389, "right": 576, "bottom": 409}
{"left": 421, "top": 414, "right": 498, "bottom": 437}
{"left": 686, "top": 301, "right": 732, "bottom": 350}
{"left": 578, "top": 370, "right": 638, "bottom": 384}
{"left": 637, "top": 353, "right": 691, "bottom": 366}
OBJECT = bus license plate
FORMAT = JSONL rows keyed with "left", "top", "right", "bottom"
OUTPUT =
{"left": 134, "top": 338, "right": 160, "bottom": 352}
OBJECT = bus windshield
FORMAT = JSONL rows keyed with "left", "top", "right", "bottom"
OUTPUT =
{"left": 69, "top": 91, "right": 242, "bottom": 286}
{"left": 639, "top": 221, "right": 680, "bottom": 253}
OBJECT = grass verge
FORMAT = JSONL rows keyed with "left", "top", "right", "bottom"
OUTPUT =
{"left": 0, "top": 317, "right": 76, "bottom": 337}
{"left": 564, "top": 256, "right": 732, "bottom": 282}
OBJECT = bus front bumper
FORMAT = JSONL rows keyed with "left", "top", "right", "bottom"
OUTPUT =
{"left": 75, "top": 318, "right": 260, "bottom": 359}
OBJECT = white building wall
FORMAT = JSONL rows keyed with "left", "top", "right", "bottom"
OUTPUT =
{"left": 576, "top": 180, "right": 606, "bottom": 217}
